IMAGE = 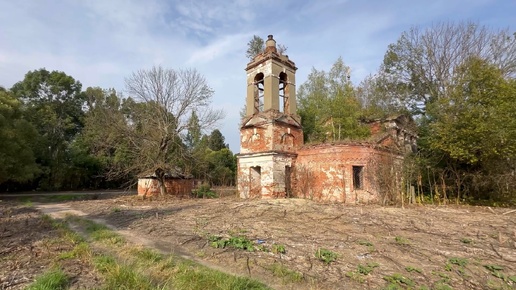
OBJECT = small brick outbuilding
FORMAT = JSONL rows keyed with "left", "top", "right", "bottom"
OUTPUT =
{"left": 137, "top": 170, "right": 194, "bottom": 197}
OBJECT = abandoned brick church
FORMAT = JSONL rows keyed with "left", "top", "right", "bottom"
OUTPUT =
{"left": 237, "top": 35, "right": 417, "bottom": 203}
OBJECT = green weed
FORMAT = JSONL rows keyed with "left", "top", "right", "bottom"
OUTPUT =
{"left": 394, "top": 236, "right": 410, "bottom": 245}
{"left": 405, "top": 266, "right": 422, "bottom": 273}
{"left": 266, "top": 263, "right": 303, "bottom": 283}
{"left": 193, "top": 184, "right": 218, "bottom": 198}
{"left": 26, "top": 268, "right": 69, "bottom": 290}
{"left": 460, "top": 237, "right": 473, "bottom": 244}
{"left": 272, "top": 244, "right": 286, "bottom": 254}
{"left": 383, "top": 273, "right": 415, "bottom": 287}
{"left": 208, "top": 235, "right": 255, "bottom": 251}
{"left": 448, "top": 257, "right": 468, "bottom": 267}
{"left": 357, "top": 240, "right": 375, "bottom": 252}
{"left": 315, "top": 248, "right": 338, "bottom": 264}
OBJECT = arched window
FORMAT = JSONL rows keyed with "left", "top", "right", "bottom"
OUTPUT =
{"left": 254, "top": 73, "right": 264, "bottom": 113}
{"left": 279, "top": 72, "right": 288, "bottom": 113}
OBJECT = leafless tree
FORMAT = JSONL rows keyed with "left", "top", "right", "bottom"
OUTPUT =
{"left": 378, "top": 21, "right": 516, "bottom": 115}
{"left": 84, "top": 66, "right": 224, "bottom": 196}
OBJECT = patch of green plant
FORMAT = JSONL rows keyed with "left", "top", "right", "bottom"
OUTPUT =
{"left": 208, "top": 235, "right": 255, "bottom": 251}
{"left": 345, "top": 271, "right": 365, "bottom": 283}
{"left": 272, "top": 244, "right": 286, "bottom": 254}
{"left": 99, "top": 262, "right": 156, "bottom": 290}
{"left": 193, "top": 184, "right": 218, "bottom": 198}
{"left": 357, "top": 240, "right": 375, "bottom": 252}
{"left": 315, "top": 248, "right": 338, "bottom": 264}
{"left": 266, "top": 263, "right": 303, "bottom": 283}
{"left": 432, "top": 271, "right": 450, "bottom": 283}
{"left": 22, "top": 199, "right": 33, "bottom": 207}
{"left": 26, "top": 268, "right": 69, "bottom": 290}
{"left": 484, "top": 264, "right": 516, "bottom": 284}
{"left": 173, "top": 262, "right": 269, "bottom": 290}
{"left": 394, "top": 236, "right": 410, "bottom": 245}
{"left": 133, "top": 248, "right": 163, "bottom": 263}
{"left": 405, "top": 266, "right": 422, "bottom": 273}
{"left": 58, "top": 242, "right": 91, "bottom": 260}
{"left": 383, "top": 273, "right": 415, "bottom": 287}
{"left": 433, "top": 282, "right": 453, "bottom": 290}
{"left": 460, "top": 237, "right": 472, "bottom": 244}
{"left": 448, "top": 257, "right": 468, "bottom": 267}
{"left": 357, "top": 262, "right": 379, "bottom": 275}
{"left": 111, "top": 207, "right": 121, "bottom": 213}
{"left": 77, "top": 219, "right": 125, "bottom": 245}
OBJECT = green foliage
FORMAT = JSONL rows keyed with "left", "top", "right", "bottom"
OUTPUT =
{"left": 0, "top": 90, "right": 40, "bottom": 185}
{"left": 395, "top": 236, "right": 410, "bottom": 245}
{"left": 173, "top": 262, "right": 269, "bottom": 290}
{"left": 357, "top": 240, "right": 375, "bottom": 252}
{"left": 448, "top": 257, "right": 468, "bottom": 267}
{"left": 207, "top": 129, "right": 227, "bottom": 151}
{"left": 266, "top": 263, "right": 303, "bottom": 283}
{"left": 246, "top": 35, "right": 265, "bottom": 60}
{"left": 193, "top": 184, "right": 218, "bottom": 198}
{"left": 346, "top": 262, "right": 379, "bottom": 283}
{"left": 272, "top": 244, "right": 286, "bottom": 254}
{"left": 10, "top": 68, "right": 85, "bottom": 190}
{"left": 460, "top": 238, "right": 473, "bottom": 244}
{"left": 383, "top": 273, "right": 415, "bottom": 287}
{"left": 26, "top": 268, "right": 69, "bottom": 290}
{"left": 357, "top": 262, "right": 379, "bottom": 275}
{"left": 209, "top": 235, "right": 255, "bottom": 251}
{"left": 133, "top": 248, "right": 162, "bottom": 263}
{"left": 405, "top": 266, "right": 422, "bottom": 273}
{"left": 315, "top": 248, "right": 338, "bottom": 264}
{"left": 298, "top": 57, "right": 370, "bottom": 143}
{"left": 429, "top": 57, "right": 516, "bottom": 165}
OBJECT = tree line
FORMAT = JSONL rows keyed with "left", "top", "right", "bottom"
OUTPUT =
{"left": 0, "top": 66, "right": 236, "bottom": 192}
{"left": 295, "top": 22, "right": 516, "bottom": 204}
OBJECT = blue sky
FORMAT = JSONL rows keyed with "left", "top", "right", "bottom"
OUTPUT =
{"left": 1, "top": 0, "right": 514, "bottom": 152}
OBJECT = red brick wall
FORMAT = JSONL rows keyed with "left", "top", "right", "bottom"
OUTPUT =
{"left": 294, "top": 143, "right": 397, "bottom": 203}
{"left": 137, "top": 178, "right": 194, "bottom": 197}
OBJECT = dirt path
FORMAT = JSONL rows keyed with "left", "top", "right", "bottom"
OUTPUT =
{"left": 34, "top": 202, "right": 258, "bottom": 287}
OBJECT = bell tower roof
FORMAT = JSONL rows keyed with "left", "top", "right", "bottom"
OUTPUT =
{"left": 245, "top": 35, "right": 297, "bottom": 72}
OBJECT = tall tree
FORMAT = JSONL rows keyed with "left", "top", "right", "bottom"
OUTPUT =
{"left": 429, "top": 57, "right": 516, "bottom": 164}
{"left": 0, "top": 90, "right": 39, "bottom": 185}
{"left": 207, "top": 129, "right": 227, "bottom": 151}
{"left": 10, "top": 69, "right": 84, "bottom": 189}
{"left": 298, "top": 57, "right": 370, "bottom": 143}
{"left": 185, "top": 111, "right": 201, "bottom": 149}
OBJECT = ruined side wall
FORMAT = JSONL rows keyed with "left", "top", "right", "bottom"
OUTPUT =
{"left": 237, "top": 153, "right": 295, "bottom": 199}
{"left": 294, "top": 144, "right": 391, "bottom": 203}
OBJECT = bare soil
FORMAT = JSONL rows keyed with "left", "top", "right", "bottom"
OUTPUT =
{"left": 0, "top": 200, "right": 102, "bottom": 290}
{"left": 57, "top": 195, "right": 516, "bottom": 290}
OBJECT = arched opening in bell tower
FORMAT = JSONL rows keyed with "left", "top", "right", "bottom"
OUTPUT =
{"left": 254, "top": 73, "right": 264, "bottom": 113}
{"left": 279, "top": 72, "right": 288, "bottom": 113}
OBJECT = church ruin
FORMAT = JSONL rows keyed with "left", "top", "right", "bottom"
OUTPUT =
{"left": 237, "top": 35, "right": 416, "bottom": 203}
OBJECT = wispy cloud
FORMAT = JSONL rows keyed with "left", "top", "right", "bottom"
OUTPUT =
{"left": 0, "top": 0, "right": 513, "bottom": 151}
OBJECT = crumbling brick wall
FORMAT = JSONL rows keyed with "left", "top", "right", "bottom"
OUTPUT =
{"left": 137, "top": 178, "right": 194, "bottom": 197}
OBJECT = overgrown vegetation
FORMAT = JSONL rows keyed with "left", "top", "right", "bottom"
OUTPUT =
{"left": 61, "top": 216, "right": 270, "bottom": 290}
{"left": 315, "top": 248, "right": 338, "bottom": 264}
{"left": 26, "top": 268, "right": 69, "bottom": 290}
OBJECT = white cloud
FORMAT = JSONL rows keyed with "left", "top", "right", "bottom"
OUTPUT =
{"left": 0, "top": 0, "right": 514, "bottom": 151}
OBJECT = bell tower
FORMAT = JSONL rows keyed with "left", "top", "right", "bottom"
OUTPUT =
{"left": 237, "top": 35, "right": 303, "bottom": 199}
